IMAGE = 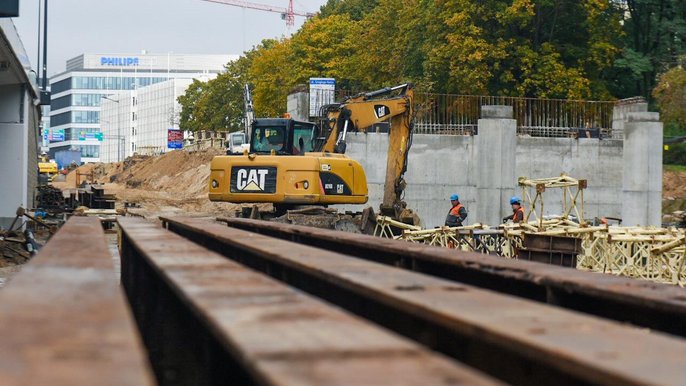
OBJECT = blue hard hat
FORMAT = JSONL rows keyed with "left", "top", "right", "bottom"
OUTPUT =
{"left": 510, "top": 196, "right": 521, "bottom": 205}
{"left": 450, "top": 194, "right": 459, "bottom": 201}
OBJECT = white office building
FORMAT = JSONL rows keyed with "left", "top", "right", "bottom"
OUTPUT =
{"left": 47, "top": 52, "right": 236, "bottom": 162}
{"left": 100, "top": 78, "right": 204, "bottom": 162}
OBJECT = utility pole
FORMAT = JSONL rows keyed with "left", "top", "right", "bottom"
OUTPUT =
{"left": 41, "top": 0, "right": 47, "bottom": 91}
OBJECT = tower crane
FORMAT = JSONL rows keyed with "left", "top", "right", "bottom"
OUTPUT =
{"left": 200, "top": 0, "right": 315, "bottom": 27}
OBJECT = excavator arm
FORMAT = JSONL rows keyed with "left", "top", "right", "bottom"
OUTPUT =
{"left": 317, "top": 84, "right": 416, "bottom": 221}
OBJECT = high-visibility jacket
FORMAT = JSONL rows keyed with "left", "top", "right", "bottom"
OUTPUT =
{"left": 512, "top": 206, "right": 525, "bottom": 223}
{"left": 446, "top": 203, "right": 467, "bottom": 226}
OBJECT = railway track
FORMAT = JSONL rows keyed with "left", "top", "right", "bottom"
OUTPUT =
{"left": 153, "top": 216, "right": 686, "bottom": 385}
{"left": 4, "top": 215, "right": 686, "bottom": 385}
{"left": 213, "top": 216, "right": 686, "bottom": 338}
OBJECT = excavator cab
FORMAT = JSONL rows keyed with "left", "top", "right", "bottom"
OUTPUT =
{"left": 250, "top": 119, "right": 317, "bottom": 155}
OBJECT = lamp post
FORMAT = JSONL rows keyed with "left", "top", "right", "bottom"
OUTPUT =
{"left": 102, "top": 96, "right": 121, "bottom": 162}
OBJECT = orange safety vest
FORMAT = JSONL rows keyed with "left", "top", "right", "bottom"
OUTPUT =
{"left": 513, "top": 206, "right": 525, "bottom": 223}
{"left": 450, "top": 203, "right": 464, "bottom": 216}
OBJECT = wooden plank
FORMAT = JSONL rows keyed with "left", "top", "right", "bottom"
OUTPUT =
{"left": 0, "top": 217, "right": 153, "bottom": 386}
{"left": 213, "top": 216, "right": 686, "bottom": 337}
{"left": 168, "top": 216, "right": 686, "bottom": 386}
{"left": 119, "top": 217, "right": 500, "bottom": 386}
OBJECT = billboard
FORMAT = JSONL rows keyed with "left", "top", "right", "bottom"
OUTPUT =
{"left": 309, "top": 78, "right": 335, "bottom": 117}
{"left": 167, "top": 128, "right": 183, "bottom": 149}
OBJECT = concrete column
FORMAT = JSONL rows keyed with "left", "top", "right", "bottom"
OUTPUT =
{"left": 475, "top": 106, "right": 517, "bottom": 226}
{"left": 612, "top": 102, "right": 648, "bottom": 136}
{"left": 622, "top": 112, "right": 663, "bottom": 226}
{"left": 287, "top": 92, "right": 309, "bottom": 121}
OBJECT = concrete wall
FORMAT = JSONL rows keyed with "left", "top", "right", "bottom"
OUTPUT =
{"left": 0, "top": 21, "right": 41, "bottom": 229}
{"left": 516, "top": 138, "right": 624, "bottom": 222}
{"left": 338, "top": 133, "right": 627, "bottom": 228}
{"left": 0, "top": 85, "right": 29, "bottom": 229}
{"left": 287, "top": 92, "right": 309, "bottom": 122}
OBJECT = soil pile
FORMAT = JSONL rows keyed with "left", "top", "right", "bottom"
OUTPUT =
{"left": 663, "top": 169, "right": 686, "bottom": 218}
{"left": 58, "top": 149, "right": 240, "bottom": 216}
{"left": 663, "top": 169, "right": 686, "bottom": 200}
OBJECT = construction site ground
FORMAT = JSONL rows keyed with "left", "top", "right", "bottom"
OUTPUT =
{"left": 52, "top": 148, "right": 241, "bottom": 219}
{"left": 3, "top": 149, "right": 686, "bottom": 288}
{"left": 52, "top": 149, "right": 686, "bottom": 221}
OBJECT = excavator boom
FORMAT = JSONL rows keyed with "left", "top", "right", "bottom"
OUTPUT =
{"left": 316, "top": 84, "right": 415, "bottom": 219}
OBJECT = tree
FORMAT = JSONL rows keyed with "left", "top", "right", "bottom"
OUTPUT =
{"left": 423, "top": 0, "right": 620, "bottom": 98}
{"left": 319, "top": 0, "right": 379, "bottom": 21}
{"left": 177, "top": 79, "right": 208, "bottom": 132}
{"left": 653, "top": 64, "right": 686, "bottom": 129}
{"left": 248, "top": 16, "right": 362, "bottom": 114}
{"left": 177, "top": 54, "right": 254, "bottom": 132}
{"left": 610, "top": 0, "right": 686, "bottom": 99}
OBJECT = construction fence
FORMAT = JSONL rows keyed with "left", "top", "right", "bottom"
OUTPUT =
{"left": 312, "top": 89, "right": 646, "bottom": 139}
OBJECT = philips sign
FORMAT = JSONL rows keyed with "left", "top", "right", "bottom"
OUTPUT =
{"left": 100, "top": 57, "right": 139, "bottom": 66}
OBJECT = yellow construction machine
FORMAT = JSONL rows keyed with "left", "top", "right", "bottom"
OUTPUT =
{"left": 38, "top": 153, "right": 59, "bottom": 182}
{"left": 208, "top": 83, "right": 417, "bottom": 224}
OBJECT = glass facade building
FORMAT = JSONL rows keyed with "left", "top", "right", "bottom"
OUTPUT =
{"left": 48, "top": 53, "right": 236, "bottom": 163}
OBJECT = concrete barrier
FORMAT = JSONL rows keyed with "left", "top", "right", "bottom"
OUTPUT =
{"left": 337, "top": 107, "right": 659, "bottom": 228}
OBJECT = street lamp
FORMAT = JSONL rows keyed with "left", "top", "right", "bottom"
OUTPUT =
{"left": 102, "top": 95, "right": 121, "bottom": 162}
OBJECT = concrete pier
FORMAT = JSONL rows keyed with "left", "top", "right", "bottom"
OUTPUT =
{"left": 475, "top": 106, "right": 517, "bottom": 226}
{"left": 622, "top": 112, "right": 663, "bottom": 226}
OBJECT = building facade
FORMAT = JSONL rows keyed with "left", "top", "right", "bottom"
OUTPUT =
{"left": 100, "top": 78, "right": 202, "bottom": 162}
{"left": 47, "top": 53, "right": 236, "bottom": 163}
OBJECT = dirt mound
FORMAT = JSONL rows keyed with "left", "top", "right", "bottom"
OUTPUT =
{"left": 663, "top": 170, "right": 686, "bottom": 199}
{"left": 54, "top": 149, "right": 239, "bottom": 216}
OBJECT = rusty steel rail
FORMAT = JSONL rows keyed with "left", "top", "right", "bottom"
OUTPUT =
{"left": 0, "top": 217, "right": 153, "bottom": 385}
{"left": 216, "top": 216, "right": 686, "bottom": 338}
{"left": 118, "top": 217, "right": 500, "bottom": 386}
{"left": 163, "top": 216, "right": 686, "bottom": 386}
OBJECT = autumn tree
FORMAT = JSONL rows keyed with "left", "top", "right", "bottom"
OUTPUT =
{"left": 653, "top": 64, "right": 686, "bottom": 129}
{"left": 249, "top": 15, "right": 361, "bottom": 115}
{"left": 179, "top": 0, "right": 632, "bottom": 125}
{"left": 178, "top": 48, "right": 256, "bottom": 132}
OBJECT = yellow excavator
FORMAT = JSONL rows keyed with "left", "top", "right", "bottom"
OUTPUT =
{"left": 208, "top": 83, "right": 417, "bottom": 224}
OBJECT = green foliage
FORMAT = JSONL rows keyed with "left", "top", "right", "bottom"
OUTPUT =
{"left": 664, "top": 142, "right": 686, "bottom": 165}
{"left": 177, "top": 46, "right": 258, "bottom": 132}
{"left": 654, "top": 65, "right": 686, "bottom": 128}
{"left": 609, "top": 0, "right": 686, "bottom": 99}
{"left": 319, "top": 0, "right": 379, "bottom": 21}
{"left": 179, "top": 0, "right": 686, "bottom": 124}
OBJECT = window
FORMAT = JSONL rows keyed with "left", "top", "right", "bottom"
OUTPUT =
{"left": 51, "top": 112, "right": 70, "bottom": 127}
{"left": 51, "top": 95, "right": 71, "bottom": 110}
{"left": 72, "top": 94, "right": 103, "bottom": 107}
{"left": 251, "top": 126, "right": 287, "bottom": 154}
{"left": 72, "top": 111, "right": 100, "bottom": 123}
{"left": 51, "top": 78, "right": 71, "bottom": 94}
{"left": 79, "top": 145, "right": 100, "bottom": 158}
{"left": 293, "top": 123, "right": 315, "bottom": 154}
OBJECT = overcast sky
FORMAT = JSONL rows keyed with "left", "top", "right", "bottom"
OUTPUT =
{"left": 11, "top": 0, "right": 328, "bottom": 76}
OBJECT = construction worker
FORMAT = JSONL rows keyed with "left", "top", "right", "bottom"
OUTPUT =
{"left": 503, "top": 196, "right": 525, "bottom": 223}
{"left": 445, "top": 194, "right": 467, "bottom": 227}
